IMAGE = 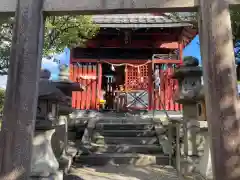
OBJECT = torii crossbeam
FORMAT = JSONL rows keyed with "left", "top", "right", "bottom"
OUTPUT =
{"left": 0, "top": 0, "right": 240, "bottom": 180}
{"left": 1, "top": 0, "right": 240, "bottom": 15}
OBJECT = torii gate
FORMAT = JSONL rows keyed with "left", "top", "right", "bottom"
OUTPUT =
{"left": 0, "top": 0, "right": 239, "bottom": 180}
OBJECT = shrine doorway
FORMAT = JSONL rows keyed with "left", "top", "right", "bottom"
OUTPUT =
{"left": 101, "top": 63, "right": 125, "bottom": 110}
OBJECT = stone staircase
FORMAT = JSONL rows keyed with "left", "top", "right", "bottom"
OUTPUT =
{"left": 75, "top": 112, "right": 172, "bottom": 166}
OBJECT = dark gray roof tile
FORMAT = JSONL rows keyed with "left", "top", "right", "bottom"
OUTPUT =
{"left": 92, "top": 13, "right": 194, "bottom": 28}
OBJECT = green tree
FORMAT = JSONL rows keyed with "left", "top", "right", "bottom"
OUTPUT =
{"left": 170, "top": 12, "right": 240, "bottom": 60}
{"left": 230, "top": 11, "right": 240, "bottom": 61}
{"left": 0, "top": 15, "right": 99, "bottom": 75}
{"left": 44, "top": 15, "right": 99, "bottom": 55}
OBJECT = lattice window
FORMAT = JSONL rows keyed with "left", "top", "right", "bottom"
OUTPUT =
{"left": 125, "top": 64, "right": 149, "bottom": 90}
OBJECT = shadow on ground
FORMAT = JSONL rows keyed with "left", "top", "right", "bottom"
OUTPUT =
{"left": 64, "top": 163, "right": 179, "bottom": 180}
{"left": 64, "top": 174, "right": 84, "bottom": 180}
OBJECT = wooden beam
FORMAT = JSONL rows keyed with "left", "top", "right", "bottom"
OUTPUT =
{"left": 3, "top": 0, "right": 240, "bottom": 15}
{"left": 0, "top": 0, "right": 44, "bottom": 179}
{"left": 86, "top": 40, "right": 179, "bottom": 49}
{"left": 71, "top": 58, "right": 181, "bottom": 64}
{"left": 95, "top": 35, "right": 179, "bottom": 43}
{"left": 1, "top": 0, "right": 199, "bottom": 15}
{"left": 199, "top": 0, "right": 240, "bottom": 179}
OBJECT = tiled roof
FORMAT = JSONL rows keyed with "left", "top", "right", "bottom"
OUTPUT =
{"left": 92, "top": 13, "right": 194, "bottom": 28}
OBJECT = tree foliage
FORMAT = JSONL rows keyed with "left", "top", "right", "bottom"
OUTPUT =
{"left": 0, "top": 88, "right": 5, "bottom": 114}
{"left": 0, "top": 15, "right": 99, "bottom": 75}
{"left": 230, "top": 11, "right": 240, "bottom": 61}
{"left": 44, "top": 16, "right": 99, "bottom": 55}
{"left": 171, "top": 11, "right": 240, "bottom": 60}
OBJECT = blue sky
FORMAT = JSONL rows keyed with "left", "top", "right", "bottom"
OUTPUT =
{"left": 183, "top": 35, "right": 201, "bottom": 64}
{"left": 41, "top": 47, "right": 70, "bottom": 80}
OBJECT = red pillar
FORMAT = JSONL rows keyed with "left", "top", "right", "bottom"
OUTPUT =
{"left": 97, "top": 62, "right": 102, "bottom": 110}
{"left": 179, "top": 41, "right": 183, "bottom": 64}
{"left": 148, "top": 63, "right": 153, "bottom": 110}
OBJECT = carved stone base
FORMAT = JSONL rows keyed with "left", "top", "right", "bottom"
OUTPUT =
{"left": 30, "top": 171, "right": 63, "bottom": 180}
{"left": 51, "top": 116, "right": 78, "bottom": 174}
{"left": 31, "top": 129, "right": 59, "bottom": 177}
{"left": 197, "top": 131, "right": 213, "bottom": 179}
{"left": 59, "top": 146, "right": 78, "bottom": 174}
{"left": 180, "top": 156, "right": 200, "bottom": 175}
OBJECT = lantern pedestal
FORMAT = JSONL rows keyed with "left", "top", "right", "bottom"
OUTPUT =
{"left": 197, "top": 127, "right": 213, "bottom": 179}
{"left": 31, "top": 127, "right": 63, "bottom": 180}
{"left": 172, "top": 59, "right": 211, "bottom": 176}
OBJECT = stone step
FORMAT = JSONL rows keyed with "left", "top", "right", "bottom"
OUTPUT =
{"left": 75, "top": 153, "right": 169, "bottom": 166}
{"left": 97, "top": 118, "right": 153, "bottom": 124}
{"left": 95, "top": 123, "right": 154, "bottom": 131}
{"left": 93, "top": 129, "right": 156, "bottom": 137}
{"left": 89, "top": 144, "right": 163, "bottom": 154}
{"left": 92, "top": 136, "right": 159, "bottom": 145}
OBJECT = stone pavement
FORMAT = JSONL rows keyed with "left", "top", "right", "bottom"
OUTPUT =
{"left": 64, "top": 164, "right": 180, "bottom": 180}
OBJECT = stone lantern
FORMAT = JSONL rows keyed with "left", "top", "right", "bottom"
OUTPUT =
{"left": 31, "top": 69, "right": 84, "bottom": 179}
{"left": 51, "top": 64, "right": 85, "bottom": 173}
{"left": 172, "top": 57, "right": 204, "bottom": 174}
{"left": 173, "top": 58, "right": 212, "bottom": 179}
{"left": 31, "top": 70, "right": 67, "bottom": 180}
{"left": 51, "top": 79, "right": 84, "bottom": 173}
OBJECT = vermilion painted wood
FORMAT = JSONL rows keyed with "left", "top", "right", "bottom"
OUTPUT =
{"left": 91, "top": 65, "right": 97, "bottom": 109}
{"left": 160, "top": 68, "right": 165, "bottom": 110}
{"left": 148, "top": 63, "right": 153, "bottom": 110}
{"left": 70, "top": 61, "right": 181, "bottom": 111}
{"left": 70, "top": 64, "right": 76, "bottom": 108}
{"left": 85, "top": 65, "right": 91, "bottom": 109}
{"left": 153, "top": 66, "right": 182, "bottom": 111}
{"left": 82, "top": 66, "right": 87, "bottom": 109}
{"left": 97, "top": 63, "right": 102, "bottom": 110}
{"left": 86, "top": 40, "right": 179, "bottom": 49}
{"left": 76, "top": 65, "right": 82, "bottom": 109}
{"left": 179, "top": 41, "right": 184, "bottom": 64}
{"left": 71, "top": 58, "right": 181, "bottom": 64}
{"left": 85, "top": 65, "right": 89, "bottom": 109}
{"left": 72, "top": 65, "right": 77, "bottom": 108}
{"left": 70, "top": 46, "right": 182, "bottom": 111}
{"left": 70, "top": 64, "right": 99, "bottom": 110}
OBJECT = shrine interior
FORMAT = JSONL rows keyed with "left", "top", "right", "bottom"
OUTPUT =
{"left": 101, "top": 63, "right": 126, "bottom": 110}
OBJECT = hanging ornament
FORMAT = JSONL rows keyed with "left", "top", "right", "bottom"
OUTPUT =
{"left": 111, "top": 64, "right": 115, "bottom": 71}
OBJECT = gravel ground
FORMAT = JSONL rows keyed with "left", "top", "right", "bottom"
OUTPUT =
{"left": 64, "top": 164, "right": 180, "bottom": 180}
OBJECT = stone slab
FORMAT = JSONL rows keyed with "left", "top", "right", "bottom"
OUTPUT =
{"left": 30, "top": 171, "right": 63, "bottom": 180}
{"left": 65, "top": 164, "right": 179, "bottom": 180}
{"left": 95, "top": 129, "right": 156, "bottom": 137}
{"left": 89, "top": 143, "right": 163, "bottom": 154}
{"left": 92, "top": 136, "right": 159, "bottom": 145}
{"left": 75, "top": 153, "right": 169, "bottom": 166}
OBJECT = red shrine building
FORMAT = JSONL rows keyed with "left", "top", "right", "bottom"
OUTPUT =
{"left": 70, "top": 13, "right": 197, "bottom": 111}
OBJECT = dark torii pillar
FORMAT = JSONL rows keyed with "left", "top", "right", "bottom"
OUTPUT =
{"left": 199, "top": 0, "right": 240, "bottom": 179}
{"left": 0, "top": 0, "right": 44, "bottom": 179}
